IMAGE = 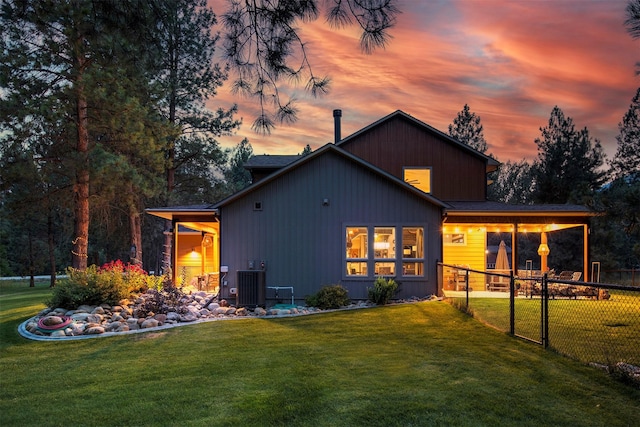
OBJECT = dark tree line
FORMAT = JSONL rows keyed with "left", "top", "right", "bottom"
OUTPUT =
{"left": 1, "top": 0, "right": 637, "bottom": 281}
{"left": 0, "top": 0, "right": 243, "bottom": 281}
{"left": 451, "top": 93, "right": 639, "bottom": 272}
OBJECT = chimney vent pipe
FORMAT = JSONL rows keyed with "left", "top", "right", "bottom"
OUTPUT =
{"left": 333, "top": 109, "right": 342, "bottom": 143}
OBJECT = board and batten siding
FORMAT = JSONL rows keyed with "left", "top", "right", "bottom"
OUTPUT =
{"left": 442, "top": 226, "right": 487, "bottom": 290}
{"left": 339, "top": 115, "right": 488, "bottom": 201}
{"left": 218, "top": 149, "right": 443, "bottom": 302}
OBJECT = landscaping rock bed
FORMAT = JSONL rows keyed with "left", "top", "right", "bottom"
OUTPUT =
{"left": 19, "top": 288, "right": 436, "bottom": 341}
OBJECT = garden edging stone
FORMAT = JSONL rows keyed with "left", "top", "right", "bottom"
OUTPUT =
{"left": 18, "top": 290, "right": 438, "bottom": 341}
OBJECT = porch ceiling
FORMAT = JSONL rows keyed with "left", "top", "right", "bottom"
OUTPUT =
{"left": 179, "top": 221, "right": 219, "bottom": 234}
{"left": 444, "top": 222, "right": 582, "bottom": 234}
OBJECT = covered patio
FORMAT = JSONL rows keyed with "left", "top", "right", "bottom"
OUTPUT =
{"left": 441, "top": 201, "right": 596, "bottom": 293}
{"left": 146, "top": 205, "right": 220, "bottom": 288}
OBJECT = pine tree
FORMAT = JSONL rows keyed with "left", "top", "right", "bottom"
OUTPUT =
{"left": 221, "top": 0, "right": 399, "bottom": 133}
{"left": 448, "top": 104, "right": 489, "bottom": 153}
{"left": 487, "top": 159, "right": 534, "bottom": 205}
{"left": 225, "top": 138, "right": 254, "bottom": 193}
{"left": 626, "top": 0, "right": 640, "bottom": 73}
{"left": 610, "top": 87, "right": 640, "bottom": 182}
{"left": 531, "top": 106, "right": 605, "bottom": 205}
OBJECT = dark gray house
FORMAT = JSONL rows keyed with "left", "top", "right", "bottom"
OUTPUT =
{"left": 147, "top": 110, "right": 594, "bottom": 306}
{"left": 214, "top": 143, "right": 446, "bottom": 302}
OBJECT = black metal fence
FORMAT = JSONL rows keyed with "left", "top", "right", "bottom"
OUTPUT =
{"left": 438, "top": 263, "right": 640, "bottom": 377}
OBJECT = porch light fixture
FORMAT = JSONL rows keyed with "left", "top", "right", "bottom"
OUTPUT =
{"left": 537, "top": 243, "right": 550, "bottom": 256}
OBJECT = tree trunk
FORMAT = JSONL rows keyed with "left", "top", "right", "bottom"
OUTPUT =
{"left": 48, "top": 208, "right": 57, "bottom": 287}
{"left": 72, "top": 59, "right": 89, "bottom": 270}
{"left": 129, "top": 205, "right": 143, "bottom": 267}
{"left": 28, "top": 230, "right": 35, "bottom": 288}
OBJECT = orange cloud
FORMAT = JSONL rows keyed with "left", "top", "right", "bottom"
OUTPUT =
{"left": 208, "top": 0, "right": 638, "bottom": 162}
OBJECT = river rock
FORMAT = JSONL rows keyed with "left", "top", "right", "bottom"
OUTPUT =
{"left": 153, "top": 314, "right": 167, "bottom": 323}
{"left": 87, "top": 314, "right": 103, "bottom": 323}
{"left": 180, "top": 314, "right": 197, "bottom": 322}
{"left": 41, "top": 316, "right": 64, "bottom": 326}
{"left": 141, "top": 319, "right": 159, "bottom": 329}
{"left": 71, "top": 313, "right": 90, "bottom": 322}
{"left": 92, "top": 306, "right": 105, "bottom": 315}
{"left": 85, "top": 326, "right": 105, "bottom": 334}
{"left": 26, "top": 321, "right": 38, "bottom": 333}
{"left": 167, "top": 312, "right": 181, "bottom": 321}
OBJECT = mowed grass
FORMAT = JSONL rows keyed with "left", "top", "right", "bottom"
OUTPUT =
{"left": 1, "top": 281, "right": 639, "bottom": 426}
{"left": 460, "top": 292, "right": 640, "bottom": 365}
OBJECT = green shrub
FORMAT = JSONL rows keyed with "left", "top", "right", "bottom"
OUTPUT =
{"left": 305, "top": 284, "right": 350, "bottom": 309}
{"left": 368, "top": 277, "right": 398, "bottom": 305}
{"left": 47, "top": 261, "right": 155, "bottom": 309}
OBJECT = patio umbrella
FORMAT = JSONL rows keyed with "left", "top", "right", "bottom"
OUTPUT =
{"left": 496, "top": 240, "right": 510, "bottom": 270}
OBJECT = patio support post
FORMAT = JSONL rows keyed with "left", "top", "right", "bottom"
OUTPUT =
{"left": 512, "top": 224, "right": 518, "bottom": 277}
{"left": 542, "top": 273, "right": 549, "bottom": 348}
{"left": 583, "top": 224, "right": 589, "bottom": 282}
{"left": 509, "top": 272, "right": 515, "bottom": 335}
{"left": 465, "top": 270, "right": 469, "bottom": 308}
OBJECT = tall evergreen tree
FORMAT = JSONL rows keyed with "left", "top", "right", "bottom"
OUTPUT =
{"left": 448, "top": 104, "right": 489, "bottom": 153}
{"left": 221, "top": 0, "right": 399, "bottom": 133}
{"left": 626, "top": 0, "right": 640, "bottom": 73}
{"left": 610, "top": 87, "right": 640, "bottom": 182}
{"left": 224, "top": 138, "right": 254, "bottom": 193}
{"left": 487, "top": 159, "right": 534, "bottom": 205}
{"left": 149, "top": 0, "right": 240, "bottom": 273}
{"left": 0, "top": 0, "right": 169, "bottom": 270}
{"left": 531, "top": 106, "right": 605, "bottom": 205}
{"left": 594, "top": 87, "right": 640, "bottom": 269}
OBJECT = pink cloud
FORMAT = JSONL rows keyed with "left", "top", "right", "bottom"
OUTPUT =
{"left": 208, "top": 0, "right": 638, "bottom": 162}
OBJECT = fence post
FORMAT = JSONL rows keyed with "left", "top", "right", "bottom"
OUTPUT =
{"left": 465, "top": 270, "right": 469, "bottom": 308}
{"left": 509, "top": 273, "right": 515, "bottom": 335}
{"left": 542, "top": 273, "right": 549, "bottom": 348}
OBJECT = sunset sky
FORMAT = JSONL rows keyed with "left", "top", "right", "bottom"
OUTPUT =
{"left": 208, "top": 0, "right": 638, "bottom": 163}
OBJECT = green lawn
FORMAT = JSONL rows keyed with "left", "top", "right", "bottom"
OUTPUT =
{"left": 456, "top": 292, "right": 640, "bottom": 366}
{"left": 1, "top": 281, "right": 639, "bottom": 426}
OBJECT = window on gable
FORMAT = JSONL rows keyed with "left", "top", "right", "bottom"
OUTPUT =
{"left": 403, "top": 168, "right": 431, "bottom": 193}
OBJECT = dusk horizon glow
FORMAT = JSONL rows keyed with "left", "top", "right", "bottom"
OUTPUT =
{"left": 208, "top": 0, "right": 638, "bottom": 164}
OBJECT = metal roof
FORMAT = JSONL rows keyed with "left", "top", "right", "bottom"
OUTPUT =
{"left": 243, "top": 154, "right": 302, "bottom": 170}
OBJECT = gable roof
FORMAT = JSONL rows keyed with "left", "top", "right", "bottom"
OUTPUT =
{"left": 214, "top": 143, "right": 450, "bottom": 209}
{"left": 336, "top": 110, "right": 500, "bottom": 172}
